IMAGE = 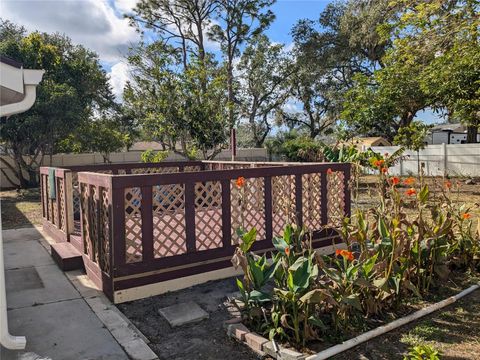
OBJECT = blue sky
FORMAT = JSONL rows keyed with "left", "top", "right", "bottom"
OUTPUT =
{"left": 2, "top": 0, "right": 441, "bottom": 124}
{"left": 266, "top": 0, "right": 329, "bottom": 44}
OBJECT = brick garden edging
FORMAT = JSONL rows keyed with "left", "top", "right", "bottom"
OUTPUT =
{"left": 224, "top": 317, "right": 306, "bottom": 360}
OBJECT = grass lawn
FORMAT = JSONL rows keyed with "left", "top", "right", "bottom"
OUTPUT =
{"left": 331, "top": 274, "right": 480, "bottom": 359}
{"left": 0, "top": 188, "right": 42, "bottom": 229}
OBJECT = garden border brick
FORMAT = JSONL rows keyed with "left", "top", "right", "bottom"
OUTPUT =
{"left": 225, "top": 317, "right": 306, "bottom": 359}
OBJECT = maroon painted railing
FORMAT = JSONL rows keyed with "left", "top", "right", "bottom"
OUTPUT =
{"left": 74, "top": 162, "right": 351, "bottom": 301}
{"left": 39, "top": 167, "right": 74, "bottom": 242}
{"left": 41, "top": 161, "right": 351, "bottom": 301}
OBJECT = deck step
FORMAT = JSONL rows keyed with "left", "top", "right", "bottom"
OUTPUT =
{"left": 51, "top": 242, "right": 84, "bottom": 271}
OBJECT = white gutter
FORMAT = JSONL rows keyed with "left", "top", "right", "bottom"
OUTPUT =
{"left": 0, "top": 69, "right": 45, "bottom": 117}
{"left": 306, "top": 283, "right": 480, "bottom": 360}
{"left": 0, "top": 66, "right": 44, "bottom": 349}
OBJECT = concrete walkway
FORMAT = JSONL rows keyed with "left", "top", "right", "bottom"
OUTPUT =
{"left": 0, "top": 227, "right": 156, "bottom": 360}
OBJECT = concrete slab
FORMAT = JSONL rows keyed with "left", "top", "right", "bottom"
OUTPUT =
{"left": 6, "top": 264, "right": 79, "bottom": 309}
{"left": 2, "top": 227, "right": 44, "bottom": 243}
{"left": 5, "top": 267, "right": 44, "bottom": 292}
{"left": 158, "top": 301, "right": 209, "bottom": 327}
{"left": 0, "top": 299, "right": 129, "bottom": 360}
{"left": 3, "top": 238, "right": 54, "bottom": 270}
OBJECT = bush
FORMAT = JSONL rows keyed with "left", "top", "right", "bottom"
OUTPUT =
{"left": 231, "top": 165, "right": 479, "bottom": 348}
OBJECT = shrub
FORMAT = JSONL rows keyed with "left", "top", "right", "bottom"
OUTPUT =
{"left": 231, "top": 164, "right": 479, "bottom": 348}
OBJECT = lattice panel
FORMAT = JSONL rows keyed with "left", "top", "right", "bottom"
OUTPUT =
{"left": 302, "top": 173, "right": 322, "bottom": 231}
{"left": 88, "top": 185, "right": 99, "bottom": 263}
{"left": 72, "top": 172, "right": 80, "bottom": 219}
{"left": 58, "top": 179, "right": 66, "bottom": 232}
{"left": 131, "top": 167, "right": 178, "bottom": 174}
{"left": 230, "top": 178, "right": 266, "bottom": 243}
{"left": 195, "top": 181, "right": 223, "bottom": 251}
{"left": 272, "top": 175, "right": 296, "bottom": 237}
{"left": 184, "top": 165, "right": 201, "bottom": 172}
{"left": 125, "top": 187, "right": 143, "bottom": 263}
{"left": 327, "top": 171, "right": 346, "bottom": 227}
{"left": 152, "top": 184, "right": 187, "bottom": 258}
{"left": 100, "top": 188, "right": 111, "bottom": 273}
{"left": 52, "top": 188, "right": 58, "bottom": 227}
{"left": 80, "top": 184, "right": 91, "bottom": 257}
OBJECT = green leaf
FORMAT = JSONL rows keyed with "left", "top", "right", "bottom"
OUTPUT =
{"left": 378, "top": 218, "right": 390, "bottom": 240}
{"left": 419, "top": 184, "right": 429, "bottom": 203}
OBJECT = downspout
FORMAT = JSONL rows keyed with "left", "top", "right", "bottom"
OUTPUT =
{"left": 0, "top": 202, "right": 27, "bottom": 349}
{"left": 0, "top": 67, "right": 44, "bottom": 349}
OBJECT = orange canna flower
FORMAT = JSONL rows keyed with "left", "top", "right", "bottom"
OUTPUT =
{"left": 327, "top": 168, "right": 333, "bottom": 175}
{"left": 462, "top": 213, "right": 472, "bottom": 220}
{"left": 445, "top": 180, "right": 452, "bottom": 190}
{"left": 336, "top": 249, "right": 354, "bottom": 261}
{"left": 285, "top": 247, "right": 291, "bottom": 256}
{"left": 406, "top": 188, "right": 416, "bottom": 196}
{"left": 373, "top": 159, "right": 385, "bottom": 168}
{"left": 404, "top": 177, "right": 415, "bottom": 185}
{"left": 381, "top": 167, "right": 388, "bottom": 173}
{"left": 236, "top": 176, "right": 245, "bottom": 188}
{"left": 390, "top": 177, "right": 400, "bottom": 186}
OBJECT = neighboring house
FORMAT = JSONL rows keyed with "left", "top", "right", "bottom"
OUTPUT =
{"left": 128, "top": 141, "right": 165, "bottom": 151}
{"left": 426, "top": 123, "right": 480, "bottom": 144}
{"left": 341, "top": 137, "right": 391, "bottom": 150}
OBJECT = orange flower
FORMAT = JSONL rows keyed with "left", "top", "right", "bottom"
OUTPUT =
{"left": 404, "top": 177, "right": 415, "bottom": 186}
{"left": 285, "top": 247, "right": 291, "bottom": 256}
{"left": 373, "top": 159, "right": 385, "bottom": 168}
{"left": 336, "top": 249, "right": 354, "bottom": 261}
{"left": 390, "top": 177, "right": 400, "bottom": 186}
{"left": 406, "top": 188, "right": 416, "bottom": 196}
{"left": 381, "top": 167, "right": 388, "bottom": 173}
{"left": 445, "top": 180, "right": 452, "bottom": 190}
{"left": 462, "top": 213, "right": 472, "bottom": 220}
{"left": 327, "top": 168, "right": 333, "bottom": 175}
{"left": 236, "top": 176, "right": 245, "bottom": 188}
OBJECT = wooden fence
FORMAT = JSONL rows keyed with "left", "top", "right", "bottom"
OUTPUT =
{"left": 41, "top": 161, "right": 351, "bottom": 303}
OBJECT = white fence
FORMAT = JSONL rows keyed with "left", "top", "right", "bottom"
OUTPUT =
{"left": 0, "top": 148, "right": 268, "bottom": 189}
{"left": 370, "top": 144, "right": 480, "bottom": 177}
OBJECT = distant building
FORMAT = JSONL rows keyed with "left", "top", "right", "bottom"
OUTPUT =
{"left": 426, "top": 123, "right": 480, "bottom": 144}
{"left": 341, "top": 137, "right": 392, "bottom": 150}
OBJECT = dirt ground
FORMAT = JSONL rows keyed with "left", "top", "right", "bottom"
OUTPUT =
{"left": 117, "top": 278, "right": 260, "bottom": 360}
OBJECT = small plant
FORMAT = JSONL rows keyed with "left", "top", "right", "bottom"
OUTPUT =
{"left": 404, "top": 344, "right": 441, "bottom": 360}
{"left": 141, "top": 149, "right": 169, "bottom": 163}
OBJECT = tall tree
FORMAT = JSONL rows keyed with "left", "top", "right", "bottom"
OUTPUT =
{"left": 208, "top": 0, "right": 275, "bottom": 129}
{"left": 0, "top": 20, "right": 115, "bottom": 187}
{"left": 236, "top": 35, "right": 291, "bottom": 146}
{"left": 127, "top": 0, "right": 219, "bottom": 71}
{"left": 286, "top": 0, "right": 396, "bottom": 139}
{"left": 124, "top": 41, "right": 228, "bottom": 159}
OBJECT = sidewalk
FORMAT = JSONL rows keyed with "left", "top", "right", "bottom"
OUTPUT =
{"left": 0, "top": 227, "right": 156, "bottom": 360}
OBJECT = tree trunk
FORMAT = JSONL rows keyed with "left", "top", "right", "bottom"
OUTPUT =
{"left": 466, "top": 125, "right": 478, "bottom": 143}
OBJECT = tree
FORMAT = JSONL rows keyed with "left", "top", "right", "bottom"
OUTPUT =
{"left": 124, "top": 42, "right": 228, "bottom": 159}
{"left": 0, "top": 20, "right": 115, "bottom": 187}
{"left": 127, "top": 0, "right": 219, "bottom": 71}
{"left": 393, "top": 120, "right": 430, "bottom": 173}
{"left": 208, "top": 0, "right": 276, "bottom": 129}
{"left": 236, "top": 35, "right": 291, "bottom": 146}
{"left": 342, "top": 0, "right": 479, "bottom": 142}
{"left": 392, "top": 0, "right": 480, "bottom": 142}
{"left": 285, "top": 0, "right": 396, "bottom": 139}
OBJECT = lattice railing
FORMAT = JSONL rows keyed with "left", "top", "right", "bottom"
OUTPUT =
{"left": 152, "top": 184, "right": 187, "bottom": 258}
{"left": 230, "top": 177, "right": 266, "bottom": 243}
{"left": 67, "top": 161, "right": 350, "bottom": 301}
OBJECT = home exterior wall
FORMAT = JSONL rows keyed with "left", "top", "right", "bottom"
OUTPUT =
{"left": 370, "top": 144, "right": 480, "bottom": 177}
{"left": 0, "top": 148, "right": 268, "bottom": 188}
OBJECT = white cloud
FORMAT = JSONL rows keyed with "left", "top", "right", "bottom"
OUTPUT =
{"left": 114, "top": 0, "right": 138, "bottom": 14}
{"left": 109, "top": 61, "right": 130, "bottom": 101}
{"left": 1, "top": 0, "right": 139, "bottom": 63}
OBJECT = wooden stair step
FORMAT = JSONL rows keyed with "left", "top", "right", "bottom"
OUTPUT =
{"left": 51, "top": 242, "right": 84, "bottom": 271}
